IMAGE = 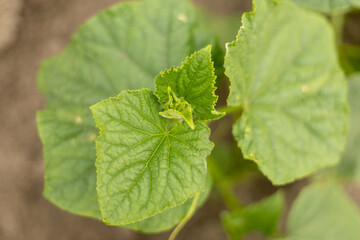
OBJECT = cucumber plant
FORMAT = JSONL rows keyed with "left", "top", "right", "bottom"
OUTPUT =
{"left": 37, "top": 0, "right": 360, "bottom": 239}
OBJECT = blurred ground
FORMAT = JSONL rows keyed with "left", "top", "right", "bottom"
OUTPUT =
{"left": 0, "top": 0, "right": 249, "bottom": 239}
{"left": 0, "top": 0, "right": 359, "bottom": 240}
{"left": 0, "top": 0, "right": 22, "bottom": 52}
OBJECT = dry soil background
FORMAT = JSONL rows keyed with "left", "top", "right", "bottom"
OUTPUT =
{"left": 0, "top": 0, "right": 251, "bottom": 239}
{"left": 0, "top": 0, "right": 359, "bottom": 240}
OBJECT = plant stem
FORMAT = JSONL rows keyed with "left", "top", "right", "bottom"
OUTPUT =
{"left": 218, "top": 181, "right": 243, "bottom": 210}
{"left": 217, "top": 105, "right": 242, "bottom": 114}
{"left": 168, "top": 193, "right": 200, "bottom": 240}
{"left": 207, "top": 156, "right": 244, "bottom": 210}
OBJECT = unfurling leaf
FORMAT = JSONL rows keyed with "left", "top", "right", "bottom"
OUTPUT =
{"left": 159, "top": 86, "right": 195, "bottom": 129}
{"left": 155, "top": 46, "right": 224, "bottom": 121}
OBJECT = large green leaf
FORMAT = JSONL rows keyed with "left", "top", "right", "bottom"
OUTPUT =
{"left": 126, "top": 175, "right": 212, "bottom": 233}
{"left": 91, "top": 89, "right": 213, "bottom": 225}
{"left": 338, "top": 74, "right": 360, "bottom": 180}
{"left": 37, "top": 0, "right": 215, "bottom": 221}
{"left": 222, "top": 192, "right": 284, "bottom": 240}
{"left": 155, "top": 46, "right": 224, "bottom": 121}
{"left": 284, "top": 181, "right": 360, "bottom": 240}
{"left": 289, "top": 0, "right": 360, "bottom": 13}
{"left": 37, "top": 107, "right": 101, "bottom": 218}
{"left": 224, "top": 0, "right": 348, "bottom": 185}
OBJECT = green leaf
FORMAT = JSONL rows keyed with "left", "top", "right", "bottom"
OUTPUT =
{"left": 339, "top": 44, "right": 360, "bottom": 75}
{"left": 338, "top": 74, "right": 360, "bottom": 180}
{"left": 37, "top": 0, "right": 215, "bottom": 220}
{"left": 126, "top": 174, "right": 212, "bottom": 233}
{"left": 209, "top": 143, "right": 257, "bottom": 183}
{"left": 159, "top": 86, "right": 195, "bottom": 129}
{"left": 353, "top": 0, "right": 360, "bottom": 8}
{"left": 155, "top": 46, "right": 224, "bottom": 121}
{"left": 284, "top": 181, "right": 360, "bottom": 240}
{"left": 225, "top": 0, "right": 348, "bottom": 185}
{"left": 209, "top": 13, "right": 243, "bottom": 51}
{"left": 91, "top": 89, "right": 213, "bottom": 225}
{"left": 192, "top": 11, "right": 225, "bottom": 79}
{"left": 37, "top": 107, "right": 101, "bottom": 218}
{"left": 289, "top": 0, "right": 359, "bottom": 14}
{"left": 222, "top": 192, "right": 284, "bottom": 240}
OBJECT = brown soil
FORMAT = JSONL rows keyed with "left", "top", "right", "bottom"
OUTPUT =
{"left": 0, "top": 0, "right": 359, "bottom": 240}
{"left": 0, "top": 0, "right": 22, "bottom": 52}
{"left": 0, "top": 0, "right": 249, "bottom": 239}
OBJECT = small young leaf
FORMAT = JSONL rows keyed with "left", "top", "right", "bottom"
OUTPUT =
{"left": 225, "top": 0, "right": 348, "bottom": 185}
{"left": 37, "top": 0, "right": 217, "bottom": 220}
{"left": 91, "top": 89, "right": 213, "bottom": 225}
{"left": 155, "top": 46, "right": 224, "bottom": 121}
{"left": 337, "top": 74, "right": 360, "bottom": 180}
{"left": 222, "top": 192, "right": 284, "bottom": 240}
{"left": 159, "top": 86, "right": 195, "bottom": 129}
{"left": 284, "top": 181, "right": 360, "bottom": 240}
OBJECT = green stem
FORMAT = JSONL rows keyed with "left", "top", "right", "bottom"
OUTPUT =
{"left": 217, "top": 105, "right": 242, "bottom": 114}
{"left": 168, "top": 193, "right": 200, "bottom": 240}
{"left": 207, "top": 156, "right": 244, "bottom": 210}
{"left": 218, "top": 181, "right": 243, "bottom": 210}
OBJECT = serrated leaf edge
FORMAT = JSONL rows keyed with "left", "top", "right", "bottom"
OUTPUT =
{"left": 155, "top": 45, "right": 225, "bottom": 121}
{"left": 90, "top": 88, "right": 210, "bottom": 225}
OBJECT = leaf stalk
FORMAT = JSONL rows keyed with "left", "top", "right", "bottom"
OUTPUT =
{"left": 168, "top": 193, "right": 200, "bottom": 240}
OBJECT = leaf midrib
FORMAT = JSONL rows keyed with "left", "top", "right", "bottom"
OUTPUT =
{"left": 124, "top": 135, "right": 167, "bottom": 196}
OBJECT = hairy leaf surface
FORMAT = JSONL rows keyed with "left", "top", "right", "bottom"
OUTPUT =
{"left": 222, "top": 192, "right": 283, "bottom": 239}
{"left": 155, "top": 46, "right": 224, "bottom": 121}
{"left": 91, "top": 89, "right": 213, "bottom": 225}
{"left": 37, "top": 0, "right": 215, "bottom": 221}
{"left": 159, "top": 87, "right": 195, "bottom": 129}
{"left": 225, "top": 0, "right": 348, "bottom": 184}
{"left": 284, "top": 181, "right": 360, "bottom": 240}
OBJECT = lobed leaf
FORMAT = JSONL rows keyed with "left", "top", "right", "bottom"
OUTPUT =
{"left": 37, "top": 0, "right": 217, "bottom": 222}
{"left": 91, "top": 89, "right": 213, "bottom": 225}
{"left": 155, "top": 46, "right": 224, "bottom": 121}
{"left": 225, "top": 0, "right": 348, "bottom": 185}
